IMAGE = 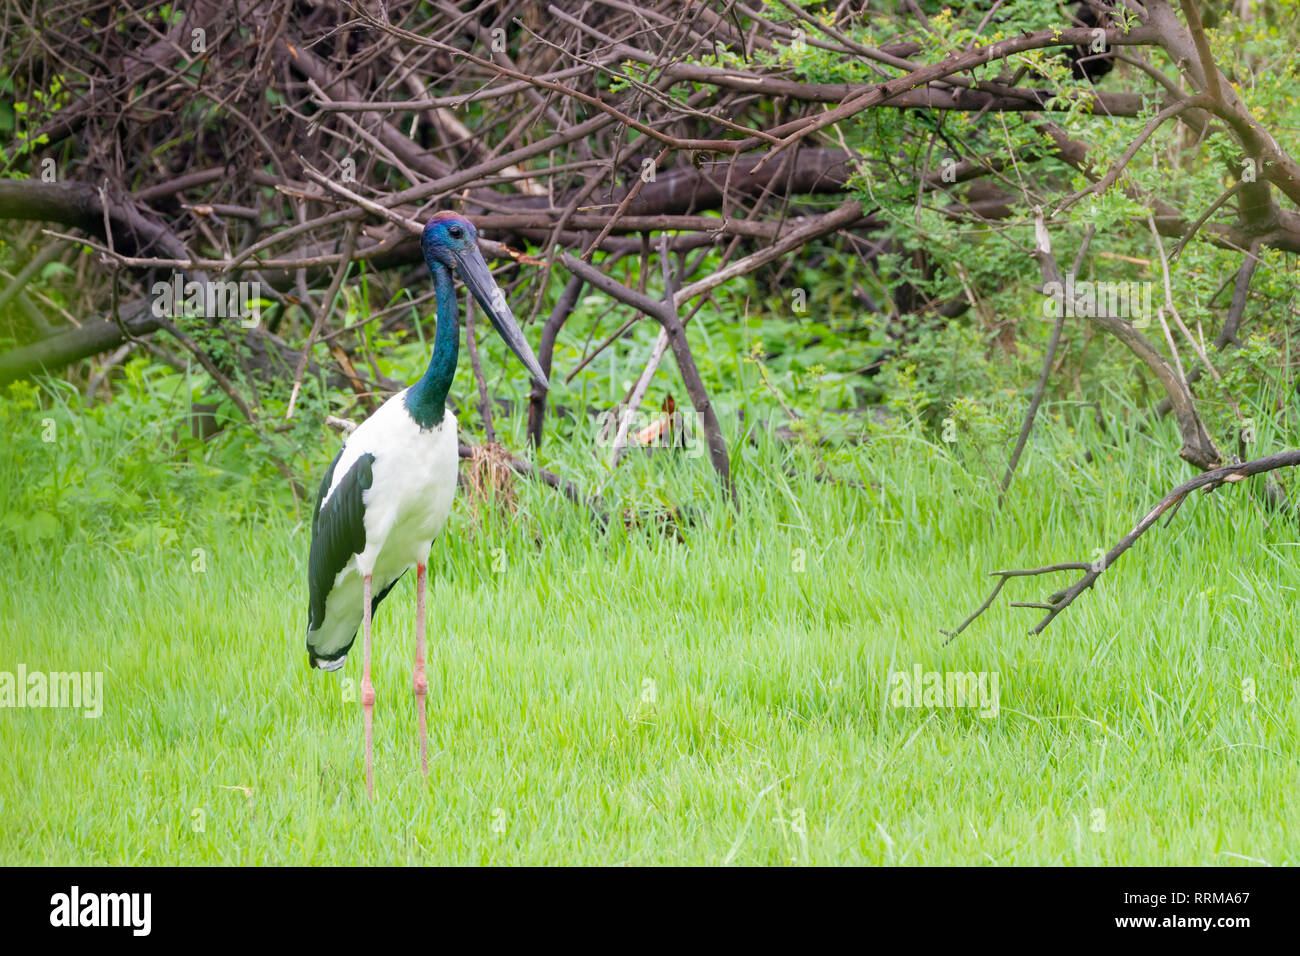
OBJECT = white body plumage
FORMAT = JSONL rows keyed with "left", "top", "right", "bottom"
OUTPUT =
{"left": 308, "top": 391, "right": 458, "bottom": 667}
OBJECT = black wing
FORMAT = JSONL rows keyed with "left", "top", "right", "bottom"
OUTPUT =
{"left": 370, "top": 572, "right": 405, "bottom": 615}
{"left": 307, "top": 450, "right": 375, "bottom": 632}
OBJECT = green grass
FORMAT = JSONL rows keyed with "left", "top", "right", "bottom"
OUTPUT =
{"left": 1, "top": 416, "right": 1297, "bottom": 865}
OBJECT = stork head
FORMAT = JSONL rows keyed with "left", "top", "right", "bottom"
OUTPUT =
{"left": 421, "top": 212, "right": 548, "bottom": 390}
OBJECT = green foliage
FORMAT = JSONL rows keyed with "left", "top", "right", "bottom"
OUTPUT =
{"left": 2, "top": 0, "right": 1299, "bottom": 867}
{"left": 0, "top": 74, "right": 67, "bottom": 170}
{"left": 0, "top": 366, "right": 294, "bottom": 555}
{"left": 3, "top": 376, "right": 1298, "bottom": 864}
{"left": 688, "top": 0, "right": 1300, "bottom": 458}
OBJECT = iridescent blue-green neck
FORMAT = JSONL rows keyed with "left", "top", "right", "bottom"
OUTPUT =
{"left": 404, "top": 260, "right": 459, "bottom": 429}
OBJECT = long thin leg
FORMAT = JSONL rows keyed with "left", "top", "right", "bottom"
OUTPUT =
{"left": 414, "top": 562, "right": 429, "bottom": 776}
{"left": 361, "top": 572, "right": 375, "bottom": 801}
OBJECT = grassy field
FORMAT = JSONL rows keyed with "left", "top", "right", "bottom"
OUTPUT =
{"left": 1, "top": 413, "right": 1297, "bottom": 866}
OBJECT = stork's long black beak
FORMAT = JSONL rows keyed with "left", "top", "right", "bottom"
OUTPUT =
{"left": 454, "top": 244, "right": 549, "bottom": 390}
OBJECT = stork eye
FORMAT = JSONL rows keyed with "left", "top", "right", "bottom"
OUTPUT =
{"left": 448, "top": 225, "right": 464, "bottom": 239}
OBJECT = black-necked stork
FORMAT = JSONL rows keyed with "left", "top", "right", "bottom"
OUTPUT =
{"left": 305, "top": 212, "right": 547, "bottom": 799}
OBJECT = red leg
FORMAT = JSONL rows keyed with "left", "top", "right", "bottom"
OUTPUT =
{"left": 414, "top": 562, "right": 429, "bottom": 776}
{"left": 361, "top": 573, "right": 375, "bottom": 801}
